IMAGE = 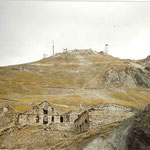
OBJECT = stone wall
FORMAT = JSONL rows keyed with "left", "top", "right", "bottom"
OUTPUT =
{"left": 50, "top": 122, "right": 75, "bottom": 132}
{"left": 88, "top": 108, "right": 134, "bottom": 128}
{"left": 74, "top": 111, "right": 89, "bottom": 133}
{"left": 24, "top": 101, "right": 60, "bottom": 116}
{"left": 18, "top": 113, "right": 69, "bottom": 126}
{"left": 68, "top": 110, "right": 84, "bottom": 123}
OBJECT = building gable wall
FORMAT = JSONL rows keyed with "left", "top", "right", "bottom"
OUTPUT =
{"left": 74, "top": 111, "right": 89, "bottom": 133}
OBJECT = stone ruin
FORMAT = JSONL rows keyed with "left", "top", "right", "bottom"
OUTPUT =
{"left": 17, "top": 101, "right": 90, "bottom": 132}
{"left": 74, "top": 111, "right": 89, "bottom": 133}
{"left": 17, "top": 101, "right": 135, "bottom": 133}
{"left": 18, "top": 101, "right": 75, "bottom": 131}
{"left": 18, "top": 101, "right": 69, "bottom": 126}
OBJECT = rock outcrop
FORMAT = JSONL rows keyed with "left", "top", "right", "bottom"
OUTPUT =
{"left": 104, "top": 67, "right": 150, "bottom": 88}
{"left": 127, "top": 104, "right": 150, "bottom": 150}
{"left": 144, "top": 55, "right": 150, "bottom": 65}
{"left": 134, "top": 68, "right": 150, "bottom": 88}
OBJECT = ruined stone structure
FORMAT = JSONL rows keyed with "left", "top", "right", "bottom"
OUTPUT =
{"left": 88, "top": 108, "right": 104, "bottom": 128}
{"left": 18, "top": 101, "right": 90, "bottom": 133}
{"left": 18, "top": 102, "right": 133, "bottom": 134}
{"left": 74, "top": 111, "right": 89, "bottom": 133}
{"left": 88, "top": 104, "right": 135, "bottom": 128}
{"left": 18, "top": 101, "right": 69, "bottom": 126}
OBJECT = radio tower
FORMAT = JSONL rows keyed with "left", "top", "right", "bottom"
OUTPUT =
{"left": 104, "top": 44, "right": 108, "bottom": 54}
{"left": 52, "top": 41, "right": 54, "bottom": 55}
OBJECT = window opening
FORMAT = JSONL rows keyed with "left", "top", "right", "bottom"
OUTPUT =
{"left": 85, "top": 119, "right": 88, "bottom": 123}
{"left": 52, "top": 116, "right": 54, "bottom": 122}
{"left": 60, "top": 116, "right": 63, "bottom": 123}
{"left": 36, "top": 115, "right": 39, "bottom": 123}
{"left": 43, "top": 109, "right": 48, "bottom": 115}
{"left": 43, "top": 116, "right": 48, "bottom": 124}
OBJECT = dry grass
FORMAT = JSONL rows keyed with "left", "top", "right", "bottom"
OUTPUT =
{"left": 12, "top": 72, "right": 43, "bottom": 84}
{"left": 13, "top": 104, "right": 33, "bottom": 112}
{"left": 15, "top": 97, "right": 44, "bottom": 102}
{"left": 109, "top": 88, "right": 150, "bottom": 109}
{"left": 0, "top": 89, "right": 7, "bottom": 95}
{"left": 84, "top": 98, "right": 143, "bottom": 109}
{"left": 52, "top": 105, "right": 76, "bottom": 112}
{"left": 84, "top": 99, "right": 105, "bottom": 106}
{"left": 110, "top": 92, "right": 132, "bottom": 101}
{"left": 48, "top": 96, "right": 82, "bottom": 106}
{"left": 47, "top": 77, "right": 74, "bottom": 85}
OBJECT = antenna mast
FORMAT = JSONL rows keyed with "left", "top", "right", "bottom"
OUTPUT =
{"left": 52, "top": 41, "right": 54, "bottom": 55}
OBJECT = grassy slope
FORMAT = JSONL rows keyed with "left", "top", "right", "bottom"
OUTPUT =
{"left": 0, "top": 50, "right": 150, "bottom": 112}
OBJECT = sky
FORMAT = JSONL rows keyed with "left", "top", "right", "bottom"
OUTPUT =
{"left": 0, "top": 0, "right": 150, "bottom": 66}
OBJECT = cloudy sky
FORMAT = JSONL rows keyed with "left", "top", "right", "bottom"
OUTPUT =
{"left": 0, "top": 0, "right": 150, "bottom": 66}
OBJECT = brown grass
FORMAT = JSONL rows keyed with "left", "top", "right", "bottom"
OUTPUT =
{"left": 13, "top": 104, "right": 33, "bottom": 112}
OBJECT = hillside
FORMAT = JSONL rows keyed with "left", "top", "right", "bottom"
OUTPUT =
{"left": 0, "top": 49, "right": 150, "bottom": 112}
{"left": 0, "top": 49, "right": 150, "bottom": 150}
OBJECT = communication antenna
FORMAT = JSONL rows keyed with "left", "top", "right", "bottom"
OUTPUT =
{"left": 104, "top": 44, "right": 108, "bottom": 54}
{"left": 52, "top": 41, "right": 54, "bottom": 55}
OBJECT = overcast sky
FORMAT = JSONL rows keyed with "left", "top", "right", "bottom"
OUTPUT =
{"left": 0, "top": 1, "right": 150, "bottom": 66}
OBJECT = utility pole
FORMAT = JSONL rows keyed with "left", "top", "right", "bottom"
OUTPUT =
{"left": 52, "top": 41, "right": 54, "bottom": 55}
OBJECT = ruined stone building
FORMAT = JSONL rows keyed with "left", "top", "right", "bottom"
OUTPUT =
{"left": 18, "top": 102, "right": 129, "bottom": 134}
{"left": 18, "top": 101, "right": 69, "bottom": 126}
{"left": 74, "top": 104, "right": 134, "bottom": 133}
{"left": 74, "top": 111, "right": 89, "bottom": 133}
{"left": 88, "top": 104, "right": 135, "bottom": 128}
{"left": 17, "top": 101, "right": 106, "bottom": 133}
{"left": 18, "top": 101, "right": 91, "bottom": 132}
